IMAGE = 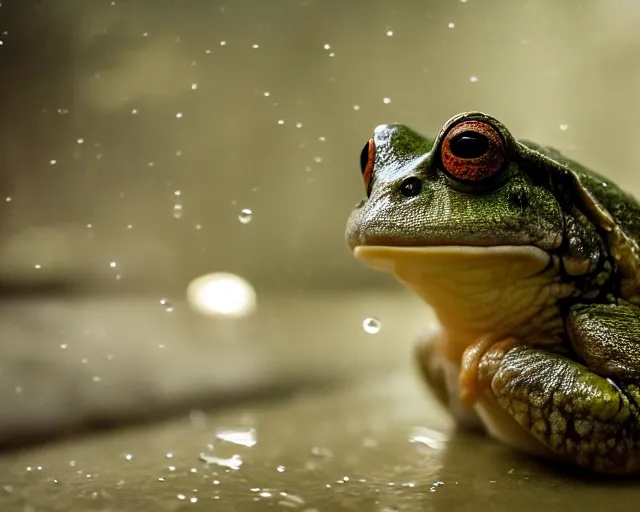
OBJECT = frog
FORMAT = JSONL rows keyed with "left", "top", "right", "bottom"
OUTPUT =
{"left": 345, "top": 111, "right": 640, "bottom": 474}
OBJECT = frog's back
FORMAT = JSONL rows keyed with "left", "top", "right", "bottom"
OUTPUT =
{"left": 521, "top": 140, "right": 640, "bottom": 247}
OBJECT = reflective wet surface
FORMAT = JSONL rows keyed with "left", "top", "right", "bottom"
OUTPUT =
{"left": 3, "top": 0, "right": 640, "bottom": 509}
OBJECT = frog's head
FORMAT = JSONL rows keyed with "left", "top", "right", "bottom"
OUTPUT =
{"left": 346, "top": 111, "right": 565, "bottom": 255}
{"left": 345, "top": 112, "right": 577, "bottom": 351}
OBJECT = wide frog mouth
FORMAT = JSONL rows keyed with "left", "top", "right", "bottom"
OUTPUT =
{"left": 353, "top": 244, "right": 562, "bottom": 363}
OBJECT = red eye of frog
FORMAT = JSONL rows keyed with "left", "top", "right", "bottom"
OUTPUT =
{"left": 440, "top": 120, "right": 507, "bottom": 183}
{"left": 359, "top": 138, "right": 375, "bottom": 195}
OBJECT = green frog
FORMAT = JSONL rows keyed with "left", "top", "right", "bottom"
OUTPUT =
{"left": 345, "top": 111, "right": 640, "bottom": 474}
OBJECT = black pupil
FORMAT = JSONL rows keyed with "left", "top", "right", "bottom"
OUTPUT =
{"left": 449, "top": 131, "right": 489, "bottom": 159}
{"left": 359, "top": 141, "right": 370, "bottom": 173}
{"left": 400, "top": 177, "right": 422, "bottom": 198}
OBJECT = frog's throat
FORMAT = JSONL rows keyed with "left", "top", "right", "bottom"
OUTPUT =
{"left": 354, "top": 245, "right": 563, "bottom": 363}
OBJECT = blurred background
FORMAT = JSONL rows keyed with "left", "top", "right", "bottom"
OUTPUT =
{"left": 2, "top": 1, "right": 640, "bottom": 510}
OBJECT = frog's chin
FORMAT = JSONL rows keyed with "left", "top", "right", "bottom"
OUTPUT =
{"left": 353, "top": 245, "right": 557, "bottom": 362}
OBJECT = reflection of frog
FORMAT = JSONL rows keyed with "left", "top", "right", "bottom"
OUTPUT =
{"left": 346, "top": 112, "right": 640, "bottom": 474}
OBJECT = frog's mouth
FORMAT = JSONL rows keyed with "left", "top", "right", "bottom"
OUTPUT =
{"left": 354, "top": 245, "right": 559, "bottom": 362}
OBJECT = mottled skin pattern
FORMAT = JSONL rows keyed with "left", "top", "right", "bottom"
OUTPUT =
{"left": 345, "top": 112, "right": 640, "bottom": 474}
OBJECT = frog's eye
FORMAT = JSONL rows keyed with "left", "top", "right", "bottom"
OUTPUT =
{"left": 360, "top": 138, "right": 375, "bottom": 195}
{"left": 440, "top": 120, "right": 507, "bottom": 184}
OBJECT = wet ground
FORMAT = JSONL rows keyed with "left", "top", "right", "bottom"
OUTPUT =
{"left": 1, "top": 292, "right": 640, "bottom": 511}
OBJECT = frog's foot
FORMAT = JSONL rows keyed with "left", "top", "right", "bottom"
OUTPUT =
{"left": 567, "top": 302, "right": 640, "bottom": 380}
{"left": 478, "top": 344, "right": 640, "bottom": 474}
{"left": 459, "top": 335, "right": 521, "bottom": 408}
{"left": 414, "top": 330, "right": 483, "bottom": 430}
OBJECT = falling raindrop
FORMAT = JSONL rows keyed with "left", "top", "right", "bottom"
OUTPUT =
{"left": 173, "top": 204, "right": 183, "bottom": 219}
{"left": 469, "top": 76, "right": 479, "bottom": 83}
{"left": 362, "top": 317, "right": 381, "bottom": 334}
{"left": 559, "top": 124, "right": 569, "bottom": 131}
{"left": 160, "top": 298, "right": 174, "bottom": 312}
{"left": 239, "top": 209, "right": 253, "bottom": 224}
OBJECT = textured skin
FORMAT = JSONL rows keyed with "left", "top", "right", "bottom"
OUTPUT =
{"left": 568, "top": 303, "right": 640, "bottom": 380}
{"left": 345, "top": 111, "right": 640, "bottom": 474}
{"left": 478, "top": 344, "right": 640, "bottom": 474}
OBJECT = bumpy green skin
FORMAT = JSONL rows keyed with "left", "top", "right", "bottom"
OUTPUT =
{"left": 346, "top": 112, "right": 640, "bottom": 473}
{"left": 479, "top": 345, "right": 640, "bottom": 474}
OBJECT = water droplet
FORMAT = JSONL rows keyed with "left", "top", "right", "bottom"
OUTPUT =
{"left": 216, "top": 427, "right": 257, "bottom": 447}
{"left": 177, "top": 493, "right": 186, "bottom": 500}
{"left": 165, "top": 452, "right": 174, "bottom": 459}
{"left": 77, "top": 138, "right": 84, "bottom": 144}
{"left": 191, "top": 83, "right": 198, "bottom": 90}
{"left": 277, "top": 119, "right": 284, "bottom": 125}
{"left": 383, "top": 97, "right": 391, "bottom": 104}
{"left": 176, "top": 112, "right": 183, "bottom": 119}
{"left": 160, "top": 298, "right": 174, "bottom": 312}
{"left": 199, "top": 453, "right": 243, "bottom": 470}
{"left": 131, "top": 108, "right": 138, "bottom": 115}
{"left": 60, "top": 344, "right": 67, "bottom": 349}
{"left": 263, "top": 91, "right": 271, "bottom": 97}
{"left": 5, "top": 197, "right": 11, "bottom": 202}
{"left": 386, "top": 30, "right": 394, "bottom": 36}
{"left": 318, "top": 136, "right": 326, "bottom": 142}
{"left": 362, "top": 317, "right": 381, "bottom": 334}
{"left": 353, "top": 105, "right": 361, "bottom": 111}
{"left": 559, "top": 124, "right": 569, "bottom": 131}
{"left": 448, "top": 22, "right": 455, "bottom": 28}
{"left": 92, "top": 376, "right": 101, "bottom": 383}
{"left": 277, "top": 465, "right": 285, "bottom": 472}
{"left": 127, "top": 224, "right": 133, "bottom": 229}
{"left": 50, "top": 159, "right": 57, "bottom": 165}
{"left": 124, "top": 453, "right": 134, "bottom": 461}
{"left": 109, "top": 261, "right": 117, "bottom": 268}
{"left": 469, "top": 75, "right": 479, "bottom": 83}
{"left": 220, "top": 40, "right": 227, "bottom": 46}
{"left": 173, "top": 204, "right": 183, "bottom": 219}
{"left": 239, "top": 209, "right": 253, "bottom": 224}
{"left": 252, "top": 43, "right": 260, "bottom": 49}
{"left": 190, "top": 497, "right": 198, "bottom": 503}
{"left": 323, "top": 43, "right": 331, "bottom": 50}
{"left": 313, "top": 156, "right": 323, "bottom": 163}
{"left": 296, "top": 122, "right": 303, "bottom": 128}
{"left": 34, "top": 264, "right": 41, "bottom": 269}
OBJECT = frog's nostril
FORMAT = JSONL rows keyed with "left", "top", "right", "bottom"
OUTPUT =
{"left": 399, "top": 177, "right": 423, "bottom": 198}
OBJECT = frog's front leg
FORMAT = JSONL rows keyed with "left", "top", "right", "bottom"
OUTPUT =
{"left": 567, "top": 302, "right": 640, "bottom": 380}
{"left": 474, "top": 343, "right": 640, "bottom": 474}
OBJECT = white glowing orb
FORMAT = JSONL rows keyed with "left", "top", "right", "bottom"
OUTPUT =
{"left": 187, "top": 272, "right": 256, "bottom": 318}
